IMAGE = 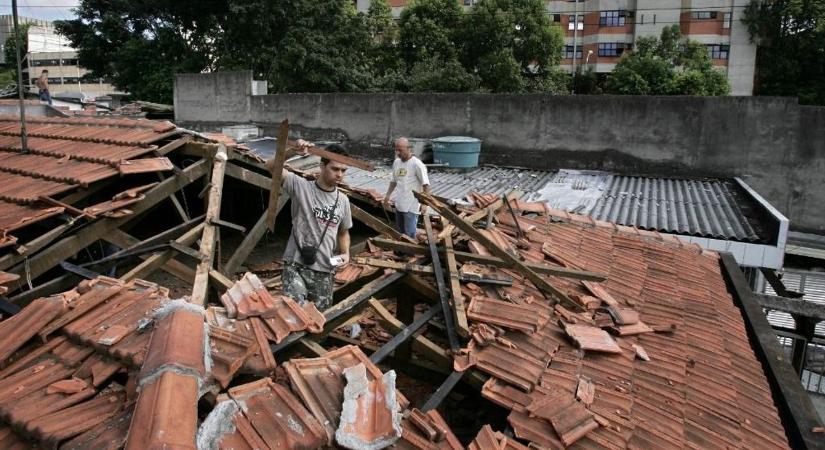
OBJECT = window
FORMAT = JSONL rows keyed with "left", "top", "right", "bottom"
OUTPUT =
{"left": 598, "top": 42, "right": 630, "bottom": 57}
{"left": 723, "top": 12, "right": 732, "bottom": 28}
{"left": 563, "top": 45, "right": 583, "bottom": 59}
{"left": 63, "top": 77, "right": 79, "bottom": 84}
{"left": 600, "top": 10, "right": 626, "bottom": 27}
{"left": 61, "top": 58, "right": 78, "bottom": 66}
{"left": 707, "top": 44, "right": 729, "bottom": 59}
{"left": 568, "top": 15, "right": 584, "bottom": 30}
{"left": 47, "top": 77, "right": 62, "bottom": 84}
{"left": 31, "top": 59, "right": 60, "bottom": 67}
{"left": 551, "top": 14, "right": 561, "bottom": 23}
{"left": 691, "top": 11, "right": 718, "bottom": 20}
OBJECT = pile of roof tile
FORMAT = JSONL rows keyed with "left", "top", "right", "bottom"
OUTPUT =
{"left": 0, "top": 180, "right": 799, "bottom": 449}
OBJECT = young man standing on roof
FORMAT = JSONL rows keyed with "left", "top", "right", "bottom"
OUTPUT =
{"left": 382, "top": 137, "right": 430, "bottom": 238}
{"left": 35, "top": 70, "right": 52, "bottom": 105}
{"left": 278, "top": 141, "right": 352, "bottom": 310}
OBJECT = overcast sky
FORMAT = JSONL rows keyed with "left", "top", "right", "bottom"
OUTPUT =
{"left": 0, "top": 0, "right": 79, "bottom": 22}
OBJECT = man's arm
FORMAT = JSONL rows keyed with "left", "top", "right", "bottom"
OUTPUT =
{"left": 337, "top": 226, "right": 351, "bottom": 264}
{"left": 382, "top": 181, "right": 397, "bottom": 209}
{"left": 418, "top": 161, "right": 431, "bottom": 214}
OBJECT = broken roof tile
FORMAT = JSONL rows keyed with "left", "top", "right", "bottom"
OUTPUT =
{"left": 335, "top": 363, "right": 402, "bottom": 450}
{"left": 459, "top": 340, "right": 545, "bottom": 392}
{"left": 468, "top": 424, "right": 501, "bottom": 450}
{"left": 0, "top": 296, "right": 65, "bottom": 365}
{"left": 28, "top": 387, "right": 125, "bottom": 447}
{"left": 563, "top": 324, "right": 622, "bottom": 354}
{"left": 60, "top": 408, "right": 133, "bottom": 450}
{"left": 228, "top": 379, "right": 327, "bottom": 450}
{"left": 208, "top": 325, "right": 255, "bottom": 388}
{"left": 466, "top": 296, "right": 549, "bottom": 334}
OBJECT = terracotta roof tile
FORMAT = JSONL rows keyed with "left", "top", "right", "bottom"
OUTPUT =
{"left": 0, "top": 115, "right": 181, "bottom": 243}
{"left": 125, "top": 371, "right": 197, "bottom": 450}
{"left": 0, "top": 426, "right": 33, "bottom": 450}
{"left": 208, "top": 325, "right": 255, "bottom": 388}
{"left": 227, "top": 379, "right": 327, "bottom": 450}
{"left": 60, "top": 408, "right": 133, "bottom": 450}
{"left": 466, "top": 295, "right": 549, "bottom": 334}
{"left": 456, "top": 340, "right": 545, "bottom": 392}
{"left": 335, "top": 363, "right": 402, "bottom": 449}
{"left": 468, "top": 424, "right": 501, "bottom": 450}
{"left": 0, "top": 296, "right": 65, "bottom": 364}
{"left": 28, "top": 387, "right": 125, "bottom": 446}
{"left": 563, "top": 324, "right": 622, "bottom": 354}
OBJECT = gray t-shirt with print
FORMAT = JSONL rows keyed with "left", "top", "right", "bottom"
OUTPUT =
{"left": 282, "top": 172, "right": 352, "bottom": 273}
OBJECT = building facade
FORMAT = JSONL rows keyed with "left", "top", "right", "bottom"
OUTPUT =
{"left": 0, "top": 14, "right": 50, "bottom": 65}
{"left": 354, "top": 0, "right": 756, "bottom": 95}
{"left": 23, "top": 24, "right": 120, "bottom": 100}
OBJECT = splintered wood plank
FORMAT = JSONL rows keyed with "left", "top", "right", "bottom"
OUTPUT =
{"left": 266, "top": 120, "right": 290, "bottom": 231}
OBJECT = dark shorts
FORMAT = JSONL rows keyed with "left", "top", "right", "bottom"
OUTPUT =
{"left": 282, "top": 261, "right": 334, "bottom": 310}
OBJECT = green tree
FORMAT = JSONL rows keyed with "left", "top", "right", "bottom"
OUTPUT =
{"left": 268, "top": 1, "right": 374, "bottom": 92}
{"left": 459, "top": 0, "right": 565, "bottom": 92}
{"left": 744, "top": 0, "right": 825, "bottom": 104}
{"left": 605, "top": 25, "right": 730, "bottom": 96}
{"left": 398, "top": 0, "right": 463, "bottom": 67}
{"left": 56, "top": 1, "right": 221, "bottom": 103}
{"left": 4, "top": 23, "right": 30, "bottom": 68}
{"left": 408, "top": 55, "right": 479, "bottom": 92}
{"left": 365, "top": 0, "right": 405, "bottom": 91}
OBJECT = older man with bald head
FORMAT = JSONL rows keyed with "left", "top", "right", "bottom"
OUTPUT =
{"left": 382, "top": 137, "right": 430, "bottom": 238}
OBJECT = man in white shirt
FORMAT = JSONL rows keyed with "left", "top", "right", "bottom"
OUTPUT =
{"left": 382, "top": 137, "right": 430, "bottom": 238}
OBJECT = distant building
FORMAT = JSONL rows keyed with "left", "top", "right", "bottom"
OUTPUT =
{"left": 23, "top": 24, "right": 122, "bottom": 100}
{"left": 0, "top": 14, "right": 50, "bottom": 65}
{"left": 354, "top": 0, "right": 756, "bottom": 95}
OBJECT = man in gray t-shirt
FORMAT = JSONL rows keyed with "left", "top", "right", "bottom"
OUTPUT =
{"left": 278, "top": 143, "right": 352, "bottom": 310}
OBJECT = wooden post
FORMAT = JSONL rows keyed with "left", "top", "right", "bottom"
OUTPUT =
{"left": 266, "top": 120, "right": 290, "bottom": 231}
{"left": 191, "top": 145, "right": 228, "bottom": 306}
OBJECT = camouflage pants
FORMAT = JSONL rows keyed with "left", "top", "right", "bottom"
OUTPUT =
{"left": 282, "top": 261, "right": 334, "bottom": 310}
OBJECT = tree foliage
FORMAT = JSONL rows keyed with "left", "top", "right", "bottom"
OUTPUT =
{"left": 4, "top": 23, "right": 30, "bottom": 69}
{"left": 459, "top": 0, "right": 565, "bottom": 92}
{"left": 744, "top": 0, "right": 825, "bottom": 104}
{"left": 605, "top": 25, "right": 729, "bottom": 96}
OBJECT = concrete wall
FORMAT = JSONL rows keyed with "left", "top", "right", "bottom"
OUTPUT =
{"left": 174, "top": 71, "right": 825, "bottom": 233}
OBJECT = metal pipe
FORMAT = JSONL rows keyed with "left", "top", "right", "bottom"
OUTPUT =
{"left": 12, "top": 0, "right": 28, "bottom": 154}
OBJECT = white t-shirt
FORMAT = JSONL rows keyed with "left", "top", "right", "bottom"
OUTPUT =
{"left": 391, "top": 156, "right": 429, "bottom": 213}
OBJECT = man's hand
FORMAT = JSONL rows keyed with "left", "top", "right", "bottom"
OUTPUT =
{"left": 289, "top": 139, "right": 311, "bottom": 157}
{"left": 419, "top": 204, "right": 428, "bottom": 216}
{"left": 340, "top": 253, "right": 350, "bottom": 265}
{"left": 382, "top": 198, "right": 391, "bottom": 210}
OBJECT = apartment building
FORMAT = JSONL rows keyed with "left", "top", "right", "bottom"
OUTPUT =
{"left": 354, "top": 0, "right": 756, "bottom": 95}
{"left": 551, "top": 0, "right": 755, "bottom": 95}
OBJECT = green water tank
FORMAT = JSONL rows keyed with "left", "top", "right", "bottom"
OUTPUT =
{"left": 432, "top": 136, "right": 482, "bottom": 169}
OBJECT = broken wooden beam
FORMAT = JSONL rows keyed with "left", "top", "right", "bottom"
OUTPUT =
{"left": 757, "top": 293, "right": 825, "bottom": 321}
{"left": 423, "top": 216, "right": 461, "bottom": 352}
{"left": 421, "top": 370, "right": 465, "bottom": 412}
{"left": 417, "top": 192, "right": 579, "bottom": 310}
{"left": 289, "top": 140, "right": 375, "bottom": 172}
{"left": 351, "top": 204, "right": 416, "bottom": 243}
{"left": 265, "top": 120, "right": 290, "bottom": 231}
{"left": 370, "top": 237, "right": 606, "bottom": 281}
{"left": 119, "top": 223, "right": 205, "bottom": 282}
{"left": 191, "top": 144, "right": 228, "bottom": 306}
{"left": 369, "top": 303, "right": 441, "bottom": 364}
{"left": 6, "top": 159, "right": 210, "bottom": 296}
{"left": 353, "top": 256, "right": 512, "bottom": 286}
{"left": 443, "top": 234, "right": 470, "bottom": 338}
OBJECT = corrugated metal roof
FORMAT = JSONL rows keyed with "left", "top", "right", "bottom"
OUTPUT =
{"left": 344, "top": 164, "right": 556, "bottom": 202}
{"left": 535, "top": 170, "right": 770, "bottom": 243}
